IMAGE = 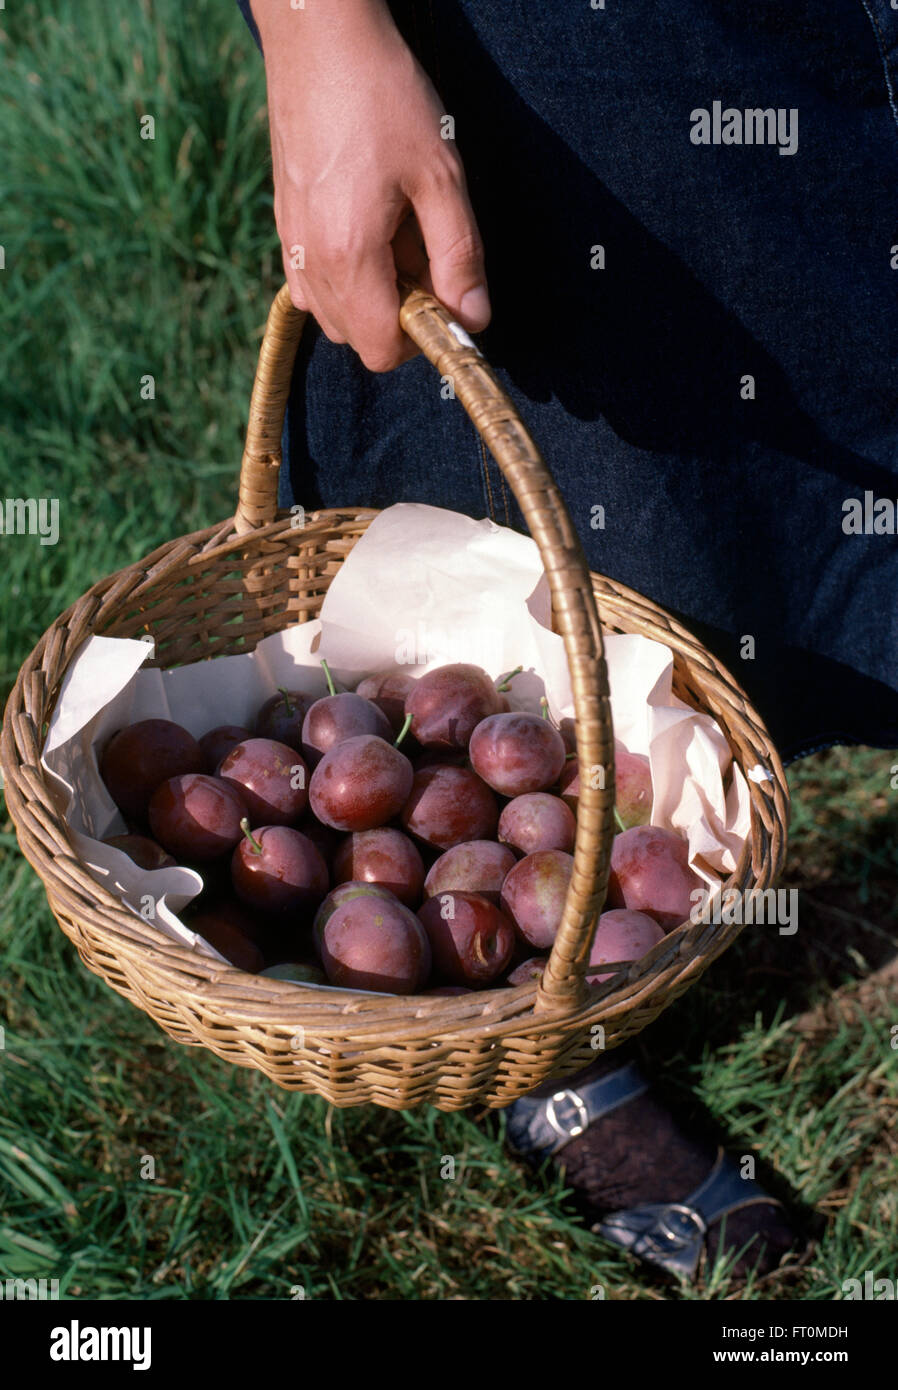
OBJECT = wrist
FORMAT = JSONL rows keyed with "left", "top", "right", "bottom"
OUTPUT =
{"left": 251, "top": 0, "right": 397, "bottom": 57}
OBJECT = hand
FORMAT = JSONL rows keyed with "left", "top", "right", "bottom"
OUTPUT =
{"left": 254, "top": 0, "right": 491, "bottom": 372}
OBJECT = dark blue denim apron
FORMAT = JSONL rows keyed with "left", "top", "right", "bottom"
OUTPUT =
{"left": 237, "top": 0, "right": 898, "bottom": 761}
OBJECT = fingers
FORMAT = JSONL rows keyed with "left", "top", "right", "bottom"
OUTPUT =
{"left": 391, "top": 211, "right": 430, "bottom": 288}
{"left": 409, "top": 156, "right": 491, "bottom": 333}
{"left": 307, "top": 206, "right": 419, "bottom": 372}
{"left": 280, "top": 243, "right": 348, "bottom": 346}
{"left": 277, "top": 161, "right": 489, "bottom": 372}
{"left": 389, "top": 212, "right": 431, "bottom": 363}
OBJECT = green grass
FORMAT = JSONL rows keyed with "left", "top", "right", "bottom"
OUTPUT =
{"left": 1, "top": 0, "right": 897, "bottom": 1301}
{"left": 0, "top": 0, "right": 279, "bottom": 693}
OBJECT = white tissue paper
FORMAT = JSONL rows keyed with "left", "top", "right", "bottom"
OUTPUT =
{"left": 40, "top": 503, "right": 751, "bottom": 975}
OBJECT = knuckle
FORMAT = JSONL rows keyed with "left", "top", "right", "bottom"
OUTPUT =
{"left": 282, "top": 265, "right": 307, "bottom": 310}
{"left": 316, "top": 223, "right": 365, "bottom": 269}
{"left": 359, "top": 347, "right": 401, "bottom": 374}
{"left": 426, "top": 148, "right": 465, "bottom": 187}
{"left": 319, "top": 322, "right": 347, "bottom": 346}
{"left": 317, "top": 240, "right": 349, "bottom": 269}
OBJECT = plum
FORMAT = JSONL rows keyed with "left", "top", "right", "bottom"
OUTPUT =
{"left": 559, "top": 756, "right": 581, "bottom": 813}
{"left": 333, "top": 827, "right": 425, "bottom": 907}
{"left": 558, "top": 717, "right": 578, "bottom": 753}
{"left": 197, "top": 724, "right": 253, "bottom": 775}
{"left": 505, "top": 955, "right": 548, "bottom": 986}
{"left": 586, "top": 908, "right": 665, "bottom": 984}
{"left": 309, "top": 735, "right": 413, "bottom": 831}
{"left": 412, "top": 748, "right": 470, "bottom": 771}
{"left": 187, "top": 897, "right": 265, "bottom": 974}
{"left": 400, "top": 764, "right": 499, "bottom": 849}
{"left": 100, "top": 719, "right": 203, "bottom": 820}
{"left": 498, "top": 793, "right": 576, "bottom": 856}
{"left": 148, "top": 774, "right": 248, "bottom": 860}
{"left": 259, "top": 961, "right": 328, "bottom": 984}
{"left": 615, "top": 743, "right": 653, "bottom": 828}
{"left": 469, "top": 712, "right": 566, "bottom": 797}
{"left": 231, "top": 822, "right": 329, "bottom": 915}
{"left": 405, "top": 663, "right": 503, "bottom": 749}
{"left": 423, "top": 840, "right": 516, "bottom": 903}
{"left": 606, "top": 825, "right": 702, "bottom": 930}
{"left": 301, "top": 692, "right": 392, "bottom": 767}
{"left": 102, "top": 834, "right": 176, "bottom": 871}
{"left": 320, "top": 893, "right": 431, "bottom": 993}
{"left": 355, "top": 669, "right": 418, "bottom": 735}
{"left": 296, "top": 814, "right": 341, "bottom": 866}
{"left": 312, "top": 880, "right": 397, "bottom": 953}
{"left": 254, "top": 689, "right": 313, "bottom": 751}
{"left": 418, "top": 891, "right": 515, "bottom": 986}
{"left": 217, "top": 738, "right": 309, "bottom": 826}
{"left": 500, "top": 849, "right": 574, "bottom": 948}
{"left": 558, "top": 742, "right": 651, "bottom": 828}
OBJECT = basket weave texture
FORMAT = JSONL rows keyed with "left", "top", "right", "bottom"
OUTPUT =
{"left": 0, "top": 283, "right": 789, "bottom": 1110}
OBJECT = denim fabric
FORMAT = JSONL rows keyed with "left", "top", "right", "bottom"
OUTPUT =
{"left": 236, "top": 0, "right": 898, "bottom": 761}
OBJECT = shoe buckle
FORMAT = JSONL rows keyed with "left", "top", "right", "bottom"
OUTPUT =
{"left": 545, "top": 1089, "right": 589, "bottom": 1141}
{"left": 653, "top": 1204, "right": 707, "bottom": 1248}
{"left": 595, "top": 1202, "right": 708, "bottom": 1281}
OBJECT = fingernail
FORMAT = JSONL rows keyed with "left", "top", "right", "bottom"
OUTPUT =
{"left": 459, "top": 285, "right": 491, "bottom": 328}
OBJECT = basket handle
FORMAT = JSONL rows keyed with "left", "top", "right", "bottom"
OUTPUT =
{"left": 235, "top": 280, "right": 616, "bottom": 1013}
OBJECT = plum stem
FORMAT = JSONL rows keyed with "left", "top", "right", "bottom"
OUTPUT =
{"left": 613, "top": 807, "right": 627, "bottom": 834}
{"left": 539, "top": 697, "right": 566, "bottom": 735}
{"left": 240, "top": 817, "right": 263, "bottom": 855}
{"left": 394, "top": 712, "right": 413, "bottom": 749}
{"left": 496, "top": 665, "right": 523, "bottom": 692}
{"left": 321, "top": 658, "right": 336, "bottom": 697}
{"left": 278, "top": 686, "right": 293, "bottom": 716}
{"left": 565, "top": 751, "right": 578, "bottom": 761}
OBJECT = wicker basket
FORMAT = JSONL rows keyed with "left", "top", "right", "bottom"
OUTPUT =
{"left": 1, "top": 282, "right": 789, "bottom": 1111}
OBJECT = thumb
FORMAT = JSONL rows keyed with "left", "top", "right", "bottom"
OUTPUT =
{"left": 411, "top": 170, "right": 491, "bottom": 332}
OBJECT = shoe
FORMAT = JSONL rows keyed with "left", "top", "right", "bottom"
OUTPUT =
{"left": 504, "top": 1056, "right": 801, "bottom": 1284}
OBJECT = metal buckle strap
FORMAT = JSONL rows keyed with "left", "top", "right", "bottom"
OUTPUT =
{"left": 505, "top": 1061, "right": 650, "bottom": 1161}
{"left": 594, "top": 1148, "right": 784, "bottom": 1281}
{"left": 594, "top": 1202, "right": 709, "bottom": 1282}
